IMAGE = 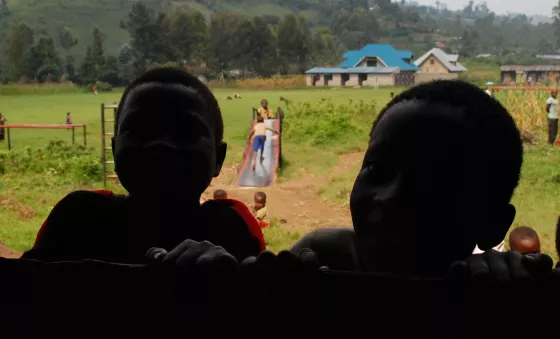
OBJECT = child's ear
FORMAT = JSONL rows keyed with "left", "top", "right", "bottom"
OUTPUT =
{"left": 214, "top": 141, "right": 227, "bottom": 177}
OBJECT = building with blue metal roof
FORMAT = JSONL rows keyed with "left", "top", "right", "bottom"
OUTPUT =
{"left": 305, "top": 44, "right": 419, "bottom": 87}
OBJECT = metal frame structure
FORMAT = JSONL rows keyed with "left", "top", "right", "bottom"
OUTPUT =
{"left": 101, "top": 103, "right": 118, "bottom": 188}
{"left": 0, "top": 124, "right": 87, "bottom": 151}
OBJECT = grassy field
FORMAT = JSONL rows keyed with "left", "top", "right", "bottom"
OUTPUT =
{"left": 1, "top": 86, "right": 559, "bottom": 260}
{"left": 0, "top": 86, "right": 394, "bottom": 253}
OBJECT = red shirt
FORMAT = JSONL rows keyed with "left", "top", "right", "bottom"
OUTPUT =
{"left": 27, "top": 190, "right": 265, "bottom": 263}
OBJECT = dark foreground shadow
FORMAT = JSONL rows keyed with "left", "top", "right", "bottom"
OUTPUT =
{"left": 0, "top": 258, "right": 558, "bottom": 338}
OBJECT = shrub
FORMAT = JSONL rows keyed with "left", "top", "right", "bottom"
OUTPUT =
{"left": 0, "top": 140, "right": 103, "bottom": 183}
{"left": 85, "top": 81, "right": 113, "bottom": 92}
{"left": 499, "top": 91, "right": 549, "bottom": 143}
{"left": 0, "top": 83, "right": 80, "bottom": 95}
{"left": 209, "top": 76, "right": 307, "bottom": 89}
{"left": 282, "top": 98, "right": 377, "bottom": 147}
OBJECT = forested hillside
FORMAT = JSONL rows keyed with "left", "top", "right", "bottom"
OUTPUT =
{"left": 0, "top": 0, "right": 559, "bottom": 85}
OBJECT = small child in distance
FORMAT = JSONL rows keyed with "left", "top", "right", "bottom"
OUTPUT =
{"left": 252, "top": 191, "right": 269, "bottom": 228}
{"left": 213, "top": 189, "right": 228, "bottom": 200}
{"left": 509, "top": 226, "right": 541, "bottom": 255}
{"left": 65, "top": 112, "right": 73, "bottom": 125}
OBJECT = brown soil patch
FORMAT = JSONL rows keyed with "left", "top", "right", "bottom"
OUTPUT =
{"left": 204, "top": 152, "right": 365, "bottom": 232}
{"left": 0, "top": 152, "right": 364, "bottom": 258}
{"left": 0, "top": 241, "right": 21, "bottom": 259}
{"left": 0, "top": 196, "right": 38, "bottom": 220}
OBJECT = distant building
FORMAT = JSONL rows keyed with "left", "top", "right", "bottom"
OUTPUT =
{"left": 501, "top": 65, "right": 560, "bottom": 85}
{"left": 304, "top": 44, "right": 419, "bottom": 87}
{"left": 413, "top": 48, "right": 467, "bottom": 83}
{"left": 476, "top": 54, "right": 494, "bottom": 58}
{"left": 536, "top": 55, "right": 560, "bottom": 61}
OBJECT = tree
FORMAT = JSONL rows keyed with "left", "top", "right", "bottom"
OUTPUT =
{"left": 277, "top": 14, "right": 311, "bottom": 73}
{"left": 64, "top": 55, "right": 76, "bottom": 82}
{"left": 121, "top": 1, "right": 175, "bottom": 73}
{"left": 207, "top": 13, "right": 243, "bottom": 71}
{"left": 311, "top": 29, "right": 337, "bottom": 66}
{"left": 117, "top": 43, "right": 136, "bottom": 84}
{"left": 22, "top": 34, "right": 62, "bottom": 82}
{"left": 0, "top": 0, "right": 10, "bottom": 19}
{"left": 91, "top": 26, "right": 106, "bottom": 77}
{"left": 554, "top": 0, "right": 560, "bottom": 48}
{"left": 330, "top": 8, "right": 380, "bottom": 50}
{"left": 58, "top": 27, "right": 78, "bottom": 53}
{"left": 79, "top": 46, "right": 95, "bottom": 84}
{"left": 6, "top": 21, "right": 34, "bottom": 82}
{"left": 169, "top": 8, "right": 208, "bottom": 63}
{"left": 100, "top": 55, "right": 120, "bottom": 85}
{"left": 459, "top": 29, "right": 478, "bottom": 57}
{"left": 250, "top": 16, "right": 278, "bottom": 76}
{"left": 78, "top": 26, "right": 107, "bottom": 84}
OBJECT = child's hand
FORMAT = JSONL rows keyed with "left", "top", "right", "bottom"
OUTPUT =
{"left": 240, "top": 249, "right": 328, "bottom": 275}
{"left": 448, "top": 250, "right": 553, "bottom": 283}
{"left": 146, "top": 240, "right": 239, "bottom": 275}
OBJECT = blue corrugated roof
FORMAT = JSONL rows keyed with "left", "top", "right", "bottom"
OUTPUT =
{"left": 337, "top": 44, "right": 419, "bottom": 71}
{"left": 305, "top": 67, "right": 399, "bottom": 74}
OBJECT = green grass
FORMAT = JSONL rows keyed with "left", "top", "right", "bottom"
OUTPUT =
{"left": 320, "top": 144, "right": 560, "bottom": 260}
{"left": 460, "top": 59, "right": 501, "bottom": 85}
{"left": 0, "top": 86, "right": 396, "bottom": 253}
{"left": 1, "top": 86, "right": 558, "bottom": 263}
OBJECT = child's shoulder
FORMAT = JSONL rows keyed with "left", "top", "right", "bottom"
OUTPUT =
{"left": 54, "top": 190, "right": 124, "bottom": 212}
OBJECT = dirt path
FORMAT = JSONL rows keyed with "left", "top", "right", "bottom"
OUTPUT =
{"left": 0, "top": 242, "right": 21, "bottom": 258}
{"left": 0, "top": 152, "right": 365, "bottom": 258}
{"left": 204, "top": 152, "right": 365, "bottom": 233}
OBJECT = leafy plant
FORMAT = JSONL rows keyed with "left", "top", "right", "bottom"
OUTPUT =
{"left": 0, "top": 139, "right": 102, "bottom": 183}
{"left": 282, "top": 98, "right": 376, "bottom": 147}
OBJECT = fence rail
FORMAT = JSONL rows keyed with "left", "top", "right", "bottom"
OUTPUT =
{"left": 0, "top": 124, "right": 87, "bottom": 150}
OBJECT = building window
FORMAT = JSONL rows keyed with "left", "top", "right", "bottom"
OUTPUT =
{"left": 430, "top": 59, "right": 435, "bottom": 65}
{"left": 366, "top": 58, "right": 378, "bottom": 67}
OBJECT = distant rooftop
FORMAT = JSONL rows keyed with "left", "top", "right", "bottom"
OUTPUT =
{"left": 414, "top": 48, "right": 467, "bottom": 72}
{"left": 337, "top": 44, "right": 419, "bottom": 71}
{"left": 305, "top": 67, "right": 399, "bottom": 74}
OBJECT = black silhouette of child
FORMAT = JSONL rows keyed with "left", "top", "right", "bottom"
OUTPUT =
{"left": 292, "top": 80, "right": 523, "bottom": 277}
{"left": 23, "top": 68, "right": 265, "bottom": 263}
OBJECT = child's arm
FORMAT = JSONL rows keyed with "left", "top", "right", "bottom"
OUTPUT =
{"left": 265, "top": 126, "right": 280, "bottom": 135}
{"left": 248, "top": 129, "right": 255, "bottom": 140}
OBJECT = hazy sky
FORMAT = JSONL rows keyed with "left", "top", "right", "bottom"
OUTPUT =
{"left": 411, "top": 0, "right": 557, "bottom": 16}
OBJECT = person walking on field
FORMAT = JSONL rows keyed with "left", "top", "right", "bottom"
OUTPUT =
{"left": 248, "top": 116, "right": 280, "bottom": 170}
{"left": 546, "top": 89, "right": 558, "bottom": 145}
{"left": 0, "top": 113, "right": 7, "bottom": 142}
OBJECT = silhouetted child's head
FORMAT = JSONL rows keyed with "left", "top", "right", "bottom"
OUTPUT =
{"left": 261, "top": 99, "right": 268, "bottom": 108}
{"left": 254, "top": 192, "right": 266, "bottom": 211}
{"left": 257, "top": 116, "right": 264, "bottom": 123}
{"left": 112, "top": 68, "right": 227, "bottom": 200}
{"left": 509, "top": 226, "right": 540, "bottom": 254}
{"left": 350, "top": 80, "right": 522, "bottom": 276}
{"left": 66, "top": 112, "right": 71, "bottom": 116}
{"left": 213, "top": 189, "right": 228, "bottom": 199}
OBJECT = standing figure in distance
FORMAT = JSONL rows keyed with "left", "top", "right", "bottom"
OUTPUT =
{"left": 0, "top": 112, "right": 7, "bottom": 143}
{"left": 546, "top": 89, "right": 558, "bottom": 145}
{"left": 65, "top": 112, "right": 73, "bottom": 125}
